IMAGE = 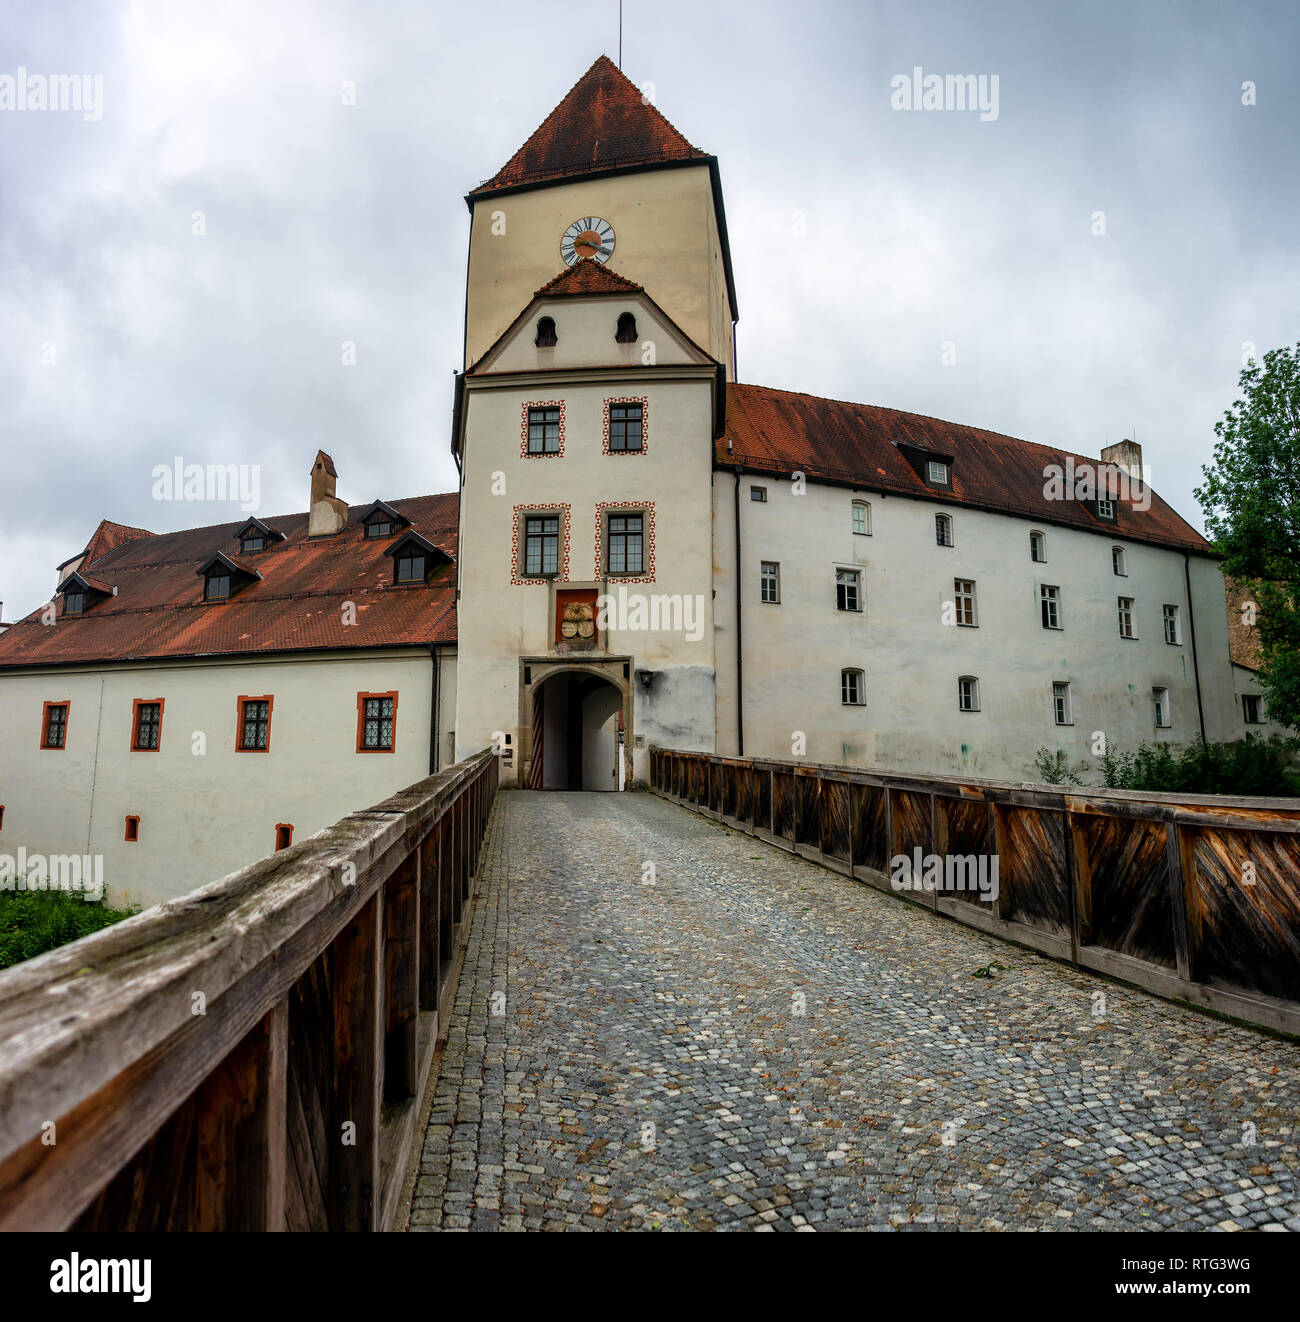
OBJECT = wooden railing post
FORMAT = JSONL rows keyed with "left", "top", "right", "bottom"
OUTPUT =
{"left": 1068, "top": 809, "right": 1094, "bottom": 960}
{"left": 1166, "top": 820, "right": 1201, "bottom": 983}
{"left": 329, "top": 894, "right": 382, "bottom": 1231}
{"left": 384, "top": 853, "right": 419, "bottom": 1101}
{"left": 991, "top": 801, "right": 1012, "bottom": 922}
{"left": 195, "top": 1000, "right": 287, "bottom": 1230}
{"left": 419, "top": 827, "right": 441, "bottom": 1010}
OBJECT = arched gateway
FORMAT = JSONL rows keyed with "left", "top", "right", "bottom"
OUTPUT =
{"left": 519, "top": 658, "right": 633, "bottom": 791}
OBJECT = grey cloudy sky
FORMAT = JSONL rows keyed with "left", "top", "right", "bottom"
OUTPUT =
{"left": 2, "top": 0, "right": 1297, "bottom": 622}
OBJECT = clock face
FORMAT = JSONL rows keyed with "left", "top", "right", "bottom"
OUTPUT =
{"left": 561, "top": 216, "right": 615, "bottom": 266}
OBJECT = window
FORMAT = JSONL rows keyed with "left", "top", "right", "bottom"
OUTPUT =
{"left": 1029, "top": 530, "right": 1046, "bottom": 563}
{"left": 1112, "top": 546, "right": 1126, "bottom": 576}
{"left": 608, "top": 402, "right": 643, "bottom": 452}
{"left": 607, "top": 513, "right": 644, "bottom": 574}
{"left": 1153, "top": 687, "right": 1170, "bottom": 728}
{"left": 357, "top": 692, "right": 397, "bottom": 752}
{"left": 750, "top": 486, "right": 767, "bottom": 502}
{"left": 1243, "top": 694, "right": 1262, "bottom": 724}
{"left": 615, "top": 311, "right": 637, "bottom": 344}
{"left": 526, "top": 406, "right": 561, "bottom": 455}
{"left": 64, "top": 591, "right": 85, "bottom": 615}
{"left": 1163, "top": 604, "right": 1181, "bottom": 645}
{"left": 205, "top": 574, "right": 231, "bottom": 601}
{"left": 275, "top": 823, "right": 294, "bottom": 851}
{"left": 524, "top": 515, "right": 560, "bottom": 577}
{"left": 953, "top": 579, "right": 978, "bottom": 627}
{"left": 1118, "top": 596, "right": 1136, "bottom": 639}
{"left": 41, "top": 702, "right": 69, "bottom": 750}
{"left": 131, "top": 700, "right": 163, "bottom": 751}
{"left": 242, "top": 535, "right": 264, "bottom": 554}
{"left": 852, "top": 501, "right": 871, "bottom": 536}
{"left": 0, "top": 805, "right": 4, "bottom": 831}
{"left": 1053, "top": 681, "right": 1072, "bottom": 726}
{"left": 760, "top": 561, "right": 781, "bottom": 604}
{"left": 958, "top": 676, "right": 980, "bottom": 712}
{"left": 841, "top": 668, "right": 865, "bottom": 705}
{"left": 238, "top": 697, "right": 272, "bottom": 752}
{"left": 365, "top": 520, "right": 391, "bottom": 539}
{"left": 124, "top": 815, "right": 140, "bottom": 843}
{"left": 535, "top": 315, "right": 557, "bottom": 348}
{"left": 1040, "top": 584, "right": 1061, "bottom": 629}
{"left": 1097, "top": 499, "right": 1116, "bottom": 520}
{"left": 396, "top": 552, "right": 427, "bottom": 583}
{"left": 928, "top": 460, "right": 950, "bottom": 484}
{"left": 836, "top": 568, "right": 861, "bottom": 612}
{"left": 935, "top": 513, "right": 953, "bottom": 547}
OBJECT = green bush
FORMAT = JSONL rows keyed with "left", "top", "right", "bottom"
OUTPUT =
{"left": 0, "top": 890, "right": 135, "bottom": 970}
{"left": 1099, "top": 734, "right": 1300, "bottom": 797}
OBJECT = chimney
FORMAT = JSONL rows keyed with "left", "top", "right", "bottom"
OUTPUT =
{"left": 308, "top": 450, "right": 348, "bottom": 537}
{"left": 1100, "top": 438, "right": 1143, "bottom": 483}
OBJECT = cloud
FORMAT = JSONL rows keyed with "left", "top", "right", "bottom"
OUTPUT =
{"left": 1, "top": 0, "right": 1297, "bottom": 621}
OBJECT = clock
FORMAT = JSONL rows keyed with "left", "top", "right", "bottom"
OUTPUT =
{"left": 561, "top": 216, "right": 615, "bottom": 266}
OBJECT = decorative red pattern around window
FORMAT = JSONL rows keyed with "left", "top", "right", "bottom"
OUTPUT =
{"left": 602, "top": 396, "right": 649, "bottom": 455}
{"left": 594, "top": 501, "right": 656, "bottom": 584}
{"left": 521, "top": 400, "right": 566, "bottom": 459}
{"left": 511, "top": 503, "right": 572, "bottom": 585}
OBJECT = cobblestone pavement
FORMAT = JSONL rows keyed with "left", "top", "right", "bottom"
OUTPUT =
{"left": 409, "top": 791, "right": 1300, "bottom": 1232}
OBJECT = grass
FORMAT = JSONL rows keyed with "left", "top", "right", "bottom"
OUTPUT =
{"left": 0, "top": 890, "right": 135, "bottom": 971}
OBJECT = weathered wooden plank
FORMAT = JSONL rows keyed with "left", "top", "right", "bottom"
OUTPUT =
{"left": 384, "top": 855, "right": 419, "bottom": 1102}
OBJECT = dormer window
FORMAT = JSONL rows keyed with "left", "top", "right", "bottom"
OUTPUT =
{"left": 615, "top": 311, "right": 638, "bottom": 344}
{"left": 397, "top": 552, "right": 427, "bottom": 583}
{"left": 234, "top": 518, "right": 283, "bottom": 555}
{"left": 197, "top": 551, "right": 259, "bottom": 602}
{"left": 56, "top": 571, "right": 113, "bottom": 616}
{"left": 928, "top": 460, "right": 950, "bottom": 485}
{"left": 386, "top": 530, "right": 450, "bottom": 586}
{"left": 535, "top": 316, "right": 558, "bottom": 348}
{"left": 1097, "top": 498, "right": 1117, "bottom": 521}
{"left": 358, "top": 500, "right": 410, "bottom": 539}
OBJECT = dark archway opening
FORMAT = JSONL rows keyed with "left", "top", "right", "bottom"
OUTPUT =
{"left": 530, "top": 671, "right": 623, "bottom": 790}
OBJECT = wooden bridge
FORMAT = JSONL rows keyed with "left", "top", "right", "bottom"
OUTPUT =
{"left": 1, "top": 744, "right": 1297, "bottom": 1231}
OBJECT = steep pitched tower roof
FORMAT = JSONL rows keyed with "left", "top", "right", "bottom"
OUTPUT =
{"left": 469, "top": 55, "right": 710, "bottom": 197}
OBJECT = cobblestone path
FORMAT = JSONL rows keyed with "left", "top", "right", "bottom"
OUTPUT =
{"left": 409, "top": 791, "right": 1300, "bottom": 1232}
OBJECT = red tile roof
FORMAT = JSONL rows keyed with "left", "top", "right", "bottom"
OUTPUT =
{"left": 0, "top": 494, "right": 459, "bottom": 669}
{"left": 535, "top": 259, "right": 644, "bottom": 298}
{"left": 720, "top": 383, "right": 1211, "bottom": 553}
{"left": 59, "top": 519, "right": 155, "bottom": 571}
{"left": 469, "top": 55, "right": 710, "bottom": 197}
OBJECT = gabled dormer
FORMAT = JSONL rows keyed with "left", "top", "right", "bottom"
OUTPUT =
{"left": 386, "top": 530, "right": 453, "bottom": 586}
{"left": 197, "top": 551, "right": 261, "bottom": 603}
{"left": 56, "top": 571, "right": 115, "bottom": 617}
{"left": 357, "top": 500, "right": 411, "bottom": 541}
{"left": 465, "top": 260, "right": 719, "bottom": 378}
{"left": 233, "top": 517, "right": 285, "bottom": 556}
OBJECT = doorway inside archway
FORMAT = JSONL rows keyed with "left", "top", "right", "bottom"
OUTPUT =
{"left": 530, "top": 670, "right": 623, "bottom": 790}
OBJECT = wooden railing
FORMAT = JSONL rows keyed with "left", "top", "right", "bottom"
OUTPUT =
{"left": 651, "top": 748, "right": 1300, "bottom": 1036}
{"left": 0, "top": 748, "right": 498, "bottom": 1231}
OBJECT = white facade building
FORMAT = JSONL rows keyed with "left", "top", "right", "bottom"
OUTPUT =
{"left": 0, "top": 56, "right": 1279, "bottom": 909}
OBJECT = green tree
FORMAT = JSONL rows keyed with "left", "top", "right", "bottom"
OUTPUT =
{"left": 1196, "top": 342, "right": 1300, "bottom": 729}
